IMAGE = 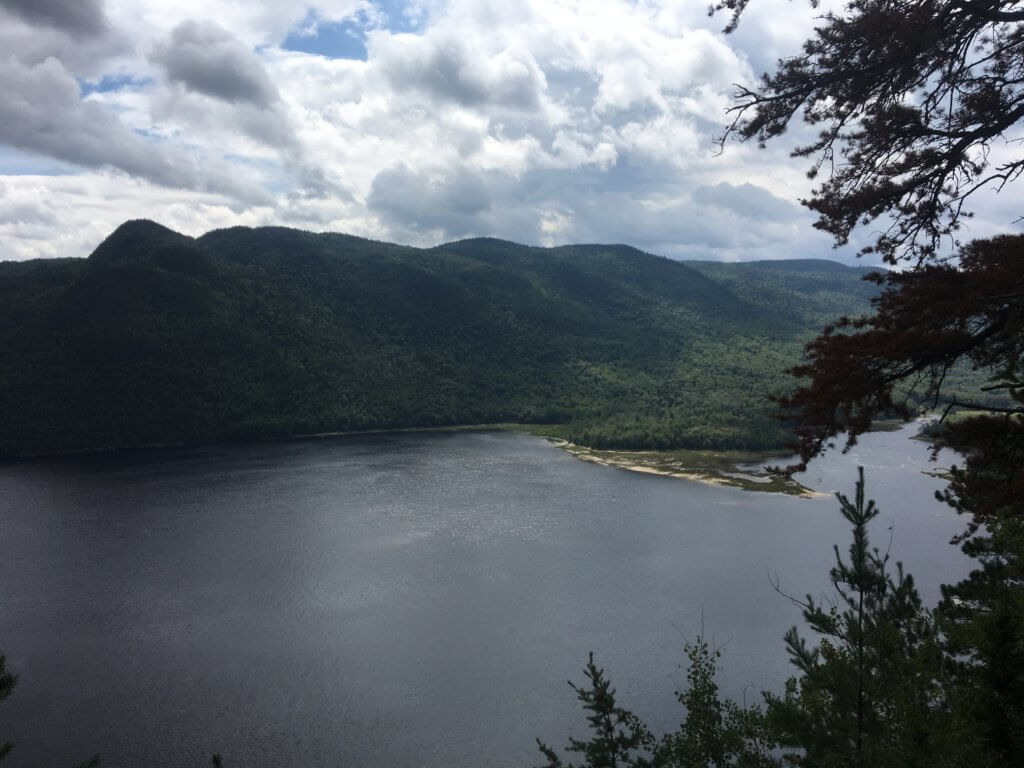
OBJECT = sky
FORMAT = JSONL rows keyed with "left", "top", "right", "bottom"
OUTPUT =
{"left": 0, "top": 0, "right": 1020, "bottom": 263}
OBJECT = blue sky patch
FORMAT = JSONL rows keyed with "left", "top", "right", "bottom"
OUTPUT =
{"left": 281, "top": 1, "right": 428, "bottom": 59}
{"left": 0, "top": 147, "right": 79, "bottom": 176}
{"left": 78, "top": 74, "right": 152, "bottom": 96}
{"left": 282, "top": 18, "right": 368, "bottom": 60}
{"left": 374, "top": 0, "right": 428, "bottom": 34}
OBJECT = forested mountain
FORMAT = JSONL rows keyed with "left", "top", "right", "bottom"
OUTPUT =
{"left": 0, "top": 221, "right": 880, "bottom": 458}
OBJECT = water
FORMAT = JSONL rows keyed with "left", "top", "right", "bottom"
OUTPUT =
{"left": 0, "top": 423, "right": 969, "bottom": 767}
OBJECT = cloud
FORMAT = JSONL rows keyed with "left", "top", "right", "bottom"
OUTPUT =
{"left": 693, "top": 182, "right": 801, "bottom": 222}
{"left": 112, "top": 1, "right": 369, "bottom": 51}
{"left": 375, "top": 32, "right": 547, "bottom": 112}
{"left": 365, "top": 160, "right": 835, "bottom": 262}
{"left": 153, "top": 20, "right": 279, "bottom": 107}
{"left": 146, "top": 78, "right": 295, "bottom": 150}
{"left": 0, "top": 0, "right": 127, "bottom": 74}
{"left": 0, "top": 172, "right": 273, "bottom": 260}
{"left": 0, "top": 171, "right": 371, "bottom": 261}
{"left": 0, "top": 56, "right": 270, "bottom": 204}
{"left": 0, "top": 0, "right": 108, "bottom": 38}
{"left": 368, "top": 162, "right": 494, "bottom": 233}
{"left": 4, "top": 0, "right": 1015, "bottom": 263}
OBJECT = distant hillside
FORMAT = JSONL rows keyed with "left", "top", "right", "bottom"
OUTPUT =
{"left": 687, "top": 259, "right": 882, "bottom": 327}
{"left": 0, "top": 221, "right": 881, "bottom": 458}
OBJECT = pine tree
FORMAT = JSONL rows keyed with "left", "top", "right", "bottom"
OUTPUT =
{"left": 536, "top": 652, "right": 654, "bottom": 768}
{"left": 764, "top": 468, "right": 951, "bottom": 768}
{"left": 537, "top": 640, "right": 776, "bottom": 767}
{"left": 537, "top": 469, "right": 1000, "bottom": 767}
{"left": 938, "top": 517, "right": 1024, "bottom": 764}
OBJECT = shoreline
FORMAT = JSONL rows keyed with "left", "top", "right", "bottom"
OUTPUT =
{"left": 0, "top": 421, "right": 544, "bottom": 462}
{"left": 301, "top": 425, "right": 822, "bottom": 496}
{"left": 1, "top": 421, "right": 823, "bottom": 496}
{"left": 547, "top": 438, "right": 823, "bottom": 497}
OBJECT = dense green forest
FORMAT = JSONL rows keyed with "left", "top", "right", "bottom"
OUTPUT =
{"left": 0, "top": 220, "right": 884, "bottom": 458}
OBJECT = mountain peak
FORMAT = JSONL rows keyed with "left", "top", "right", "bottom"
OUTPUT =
{"left": 89, "top": 220, "right": 192, "bottom": 264}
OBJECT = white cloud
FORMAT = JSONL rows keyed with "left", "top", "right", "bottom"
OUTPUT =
{"left": 1, "top": 0, "right": 1013, "bottom": 263}
{"left": 0, "top": 56, "right": 271, "bottom": 204}
{"left": 107, "top": 0, "right": 368, "bottom": 48}
{"left": 374, "top": 31, "right": 549, "bottom": 112}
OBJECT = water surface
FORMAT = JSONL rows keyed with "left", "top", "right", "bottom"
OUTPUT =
{"left": 0, "top": 424, "right": 969, "bottom": 767}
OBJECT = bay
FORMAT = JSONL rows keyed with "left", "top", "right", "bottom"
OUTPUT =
{"left": 0, "top": 423, "right": 968, "bottom": 767}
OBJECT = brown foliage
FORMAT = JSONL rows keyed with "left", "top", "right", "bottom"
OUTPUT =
{"left": 775, "top": 234, "right": 1024, "bottom": 526}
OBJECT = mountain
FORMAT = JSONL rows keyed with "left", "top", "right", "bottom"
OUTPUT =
{"left": 0, "top": 221, "right": 881, "bottom": 458}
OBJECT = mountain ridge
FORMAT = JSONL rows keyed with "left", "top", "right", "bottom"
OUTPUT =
{"left": 0, "top": 220, "right": 880, "bottom": 458}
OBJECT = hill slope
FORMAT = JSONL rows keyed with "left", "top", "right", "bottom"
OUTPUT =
{"left": 0, "top": 222, "right": 880, "bottom": 458}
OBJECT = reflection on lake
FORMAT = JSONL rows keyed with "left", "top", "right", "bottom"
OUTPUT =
{"left": 0, "top": 423, "right": 968, "bottom": 767}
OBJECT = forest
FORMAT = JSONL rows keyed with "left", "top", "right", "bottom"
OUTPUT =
{"left": 0, "top": 220, "right": 884, "bottom": 458}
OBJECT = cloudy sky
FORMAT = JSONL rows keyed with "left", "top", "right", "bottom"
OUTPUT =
{"left": 0, "top": 0, "right": 1018, "bottom": 263}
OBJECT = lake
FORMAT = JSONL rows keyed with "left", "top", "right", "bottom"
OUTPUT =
{"left": 0, "top": 423, "right": 970, "bottom": 767}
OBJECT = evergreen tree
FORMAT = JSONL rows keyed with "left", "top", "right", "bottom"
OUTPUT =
{"left": 536, "top": 652, "right": 654, "bottom": 768}
{"left": 714, "top": 0, "right": 1024, "bottom": 265}
{"left": 652, "top": 640, "right": 776, "bottom": 768}
{"left": 537, "top": 470, "right": 983, "bottom": 767}
{"left": 537, "top": 638, "right": 776, "bottom": 767}
{"left": 938, "top": 517, "right": 1024, "bottom": 764}
{"left": 764, "top": 468, "right": 953, "bottom": 768}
